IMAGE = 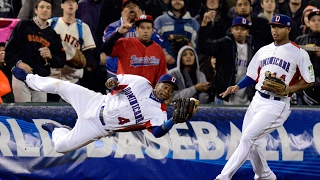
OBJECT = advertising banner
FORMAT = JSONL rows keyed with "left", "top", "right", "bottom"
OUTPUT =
{"left": 0, "top": 105, "right": 319, "bottom": 180}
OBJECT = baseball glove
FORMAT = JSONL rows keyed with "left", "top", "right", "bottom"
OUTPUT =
{"left": 66, "top": 49, "right": 87, "bottom": 69}
{"left": 172, "top": 98, "right": 200, "bottom": 124}
{"left": 168, "top": 34, "right": 190, "bottom": 55}
{"left": 261, "top": 71, "right": 289, "bottom": 96}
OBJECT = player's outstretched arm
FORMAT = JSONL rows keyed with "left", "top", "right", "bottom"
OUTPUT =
{"left": 151, "top": 118, "right": 175, "bottom": 138}
{"left": 220, "top": 75, "right": 256, "bottom": 98}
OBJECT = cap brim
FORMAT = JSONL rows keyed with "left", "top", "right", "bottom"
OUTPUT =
{"left": 135, "top": 19, "right": 153, "bottom": 26}
{"left": 268, "top": 22, "right": 289, "bottom": 27}
{"left": 232, "top": 24, "right": 250, "bottom": 28}
{"left": 162, "top": 81, "right": 179, "bottom": 91}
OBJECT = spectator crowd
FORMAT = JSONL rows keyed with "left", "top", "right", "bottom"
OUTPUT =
{"left": 0, "top": 0, "right": 320, "bottom": 106}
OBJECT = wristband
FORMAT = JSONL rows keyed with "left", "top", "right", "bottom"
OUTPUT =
{"left": 163, "top": 118, "right": 174, "bottom": 131}
{"left": 237, "top": 76, "right": 256, "bottom": 89}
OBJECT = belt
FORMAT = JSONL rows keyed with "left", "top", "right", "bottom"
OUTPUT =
{"left": 99, "top": 106, "right": 105, "bottom": 125}
{"left": 258, "top": 91, "right": 281, "bottom": 101}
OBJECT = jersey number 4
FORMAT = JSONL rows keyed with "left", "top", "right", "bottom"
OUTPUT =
{"left": 118, "top": 117, "right": 130, "bottom": 125}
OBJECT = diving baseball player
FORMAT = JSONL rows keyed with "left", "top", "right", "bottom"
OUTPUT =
{"left": 11, "top": 66, "right": 199, "bottom": 154}
{"left": 215, "top": 14, "right": 315, "bottom": 180}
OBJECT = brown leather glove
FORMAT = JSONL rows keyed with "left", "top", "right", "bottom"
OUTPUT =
{"left": 66, "top": 49, "right": 87, "bottom": 69}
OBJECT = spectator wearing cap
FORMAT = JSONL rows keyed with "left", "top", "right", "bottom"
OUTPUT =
{"left": 197, "top": 16, "right": 259, "bottom": 105}
{"left": 101, "top": 15, "right": 167, "bottom": 87}
{"left": 100, "top": 0, "right": 163, "bottom": 90}
{"left": 295, "top": 8, "right": 320, "bottom": 105}
{"left": 154, "top": 0, "right": 200, "bottom": 70}
{"left": 300, "top": 5, "right": 317, "bottom": 35}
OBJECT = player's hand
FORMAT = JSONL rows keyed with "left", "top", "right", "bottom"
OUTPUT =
{"left": 165, "top": 54, "right": 175, "bottom": 65}
{"left": 219, "top": 85, "right": 239, "bottom": 98}
{"left": 105, "top": 77, "right": 120, "bottom": 89}
{"left": 118, "top": 23, "right": 133, "bottom": 34}
{"left": 39, "top": 47, "right": 52, "bottom": 59}
{"left": 201, "top": 10, "right": 216, "bottom": 26}
{"left": 17, "top": 61, "right": 33, "bottom": 74}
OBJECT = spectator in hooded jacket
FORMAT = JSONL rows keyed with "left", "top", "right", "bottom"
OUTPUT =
{"left": 154, "top": 0, "right": 199, "bottom": 70}
{"left": 168, "top": 45, "right": 210, "bottom": 104}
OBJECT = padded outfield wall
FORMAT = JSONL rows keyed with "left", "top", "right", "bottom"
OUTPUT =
{"left": 0, "top": 103, "right": 319, "bottom": 180}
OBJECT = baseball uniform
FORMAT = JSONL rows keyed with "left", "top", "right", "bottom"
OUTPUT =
{"left": 216, "top": 41, "right": 315, "bottom": 180}
{"left": 24, "top": 73, "right": 168, "bottom": 153}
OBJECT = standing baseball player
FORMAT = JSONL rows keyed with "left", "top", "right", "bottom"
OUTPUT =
{"left": 215, "top": 14, "right": 315, "bottom": 180}
{"left": 11, "top": 66, "right": 199, "bottom": 154}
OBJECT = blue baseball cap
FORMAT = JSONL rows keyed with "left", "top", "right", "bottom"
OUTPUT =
{"left": 158, "top": 74, "right": 179, "bottom": 91}
{"left": 268, "top": 14, "right": 291, "bottom": 27}
{"left": 232, "top": 17, "right": 250, "bottom": 28}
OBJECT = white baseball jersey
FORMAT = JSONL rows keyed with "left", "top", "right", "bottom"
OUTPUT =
{"left": 48, "top": 17, "right": 96, "bottom": 83}
{"left": 247, "top": 42, "right": 315, "bottom": 95}
{"left": 25, "top": 73, "right": 168, "bottom": 153}
{"left": 102, "top": 74, "right": 167, "bottom": 132}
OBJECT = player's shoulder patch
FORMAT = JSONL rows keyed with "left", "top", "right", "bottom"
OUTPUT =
{"left": 290, "top": 41, "right": 300, "bottom": 49}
